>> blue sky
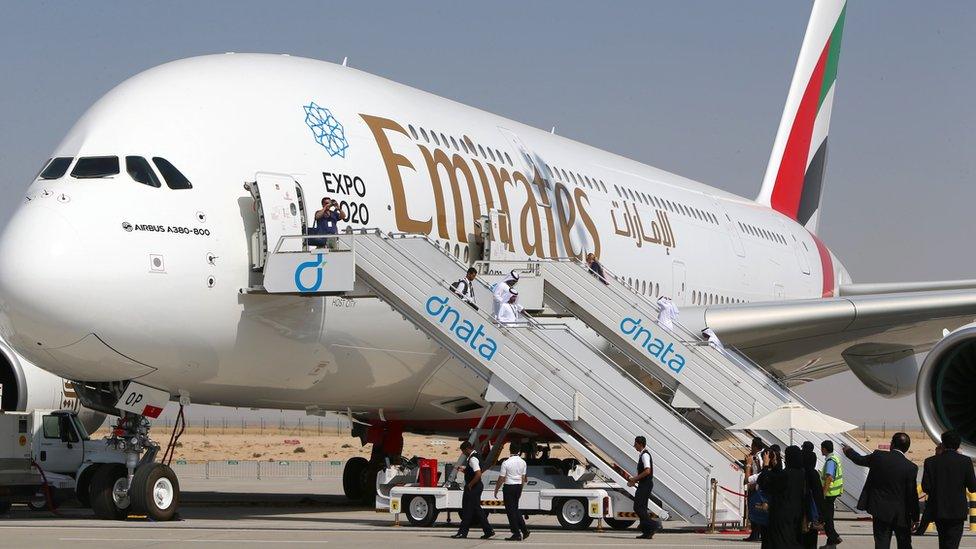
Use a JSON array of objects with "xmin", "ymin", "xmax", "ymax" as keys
[{"xmin": 2, "ymin": 1, "xmax": 973, "ymax": 422}]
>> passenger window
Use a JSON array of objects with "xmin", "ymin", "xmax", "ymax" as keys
[
  {"xmin": 408, "ymin": 125, "xmax": 419, "ymax": 140},
  {"xmin": 487, "ymin": 148, "xmax": 497, "ymax": 162},
  {"xmin": 71, "ymin": 156, "xmax": 120, "ymax": 179},
  {"xmin": 125, "ymin": 156, "xmax": 161, "ymax": 188},
  {"xmin": 420, "ymin": 128, "xmax": 430, "ymax": 142},
  {"xmin": 152, "ymin": 157, "xmax": 192, "ymax": 189},
  {"xmin": 504, "ymin": 152, "xmax": 513, "ymax": 165},
  {"xmin": 42, "ymin": 415, "xmax": 61, "ymax": 439},
  {"xmin": 40, "ymin": 157, "xmax": 73, "ymax": 180},
  {"xmin": 431, "ymin": 132, "xmax": 441, "ymax": 146},
  {"xmin": 450, "ymin": 136, "xmax": 459, "ymax": 150},
  {"xmin": 478, "ymin": 144, "xmax": 487, "ymax": 158}
]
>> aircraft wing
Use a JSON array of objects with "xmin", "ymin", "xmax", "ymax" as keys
[{"xmin": 684, "ymin": 286, "xmax": 976, "ymax": 384}]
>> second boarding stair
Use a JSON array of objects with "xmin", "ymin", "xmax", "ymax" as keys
[
  {"xmin": 253, "ymin": 231, "xmax": 744, "ymax": 525},
  {"xmin": 535, "ymin": 259, "xmax": 869, "ymax": 512}
]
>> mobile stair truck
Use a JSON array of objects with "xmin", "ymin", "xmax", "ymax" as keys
[{"xmin": 0, "ymin": 409, "xmax": 127, "ymax": 514}]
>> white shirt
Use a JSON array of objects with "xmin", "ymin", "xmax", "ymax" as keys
[
  {"xmin": 496, "ymin": 302, "xmax": 524, "ymax": 324},
  {"xmin": 451, "ymin": 277, "xmax": 476, "ymax": 305},
  {"xmin": 702, "ymin": 328, "xmax": 724, "ymax": 350},
  {"xmin": 499, "ymin": 455, "xmax": 527, "ymax": 485},
  {"xmin": 639, "ymin": 451, "xmax": 651, "ymax": 470},
  {"xmin": 657, "ymin": 297, "xmax": 679, "ymax": 330},
  {"xmin": 467, "ymin": 455, "xmax": 481, "ymax": 472}
]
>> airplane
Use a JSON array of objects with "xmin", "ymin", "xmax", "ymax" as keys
[{"xmin": 1, "ymin": 0, "xmax": 974, "ymax": 519}]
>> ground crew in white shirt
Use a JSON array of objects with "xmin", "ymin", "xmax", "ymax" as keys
[
  {"xmin": 450, "ymin": 267, "xmax": 479, "ymax": 310},
  {"xmin": 494, "ymin": 442, "xmax": 529, "ymax": 541}
]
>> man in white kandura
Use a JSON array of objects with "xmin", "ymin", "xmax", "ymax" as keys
[
  {"xmin": 491, "ymin": 270, "xmax": 519, "ymax": 317},
  {"xmin": 496, "ymin": 290, "xmax": 525, "ymax": 325},
  {"xmin": 656, "ymin": 295, "xmax": 679, "ymax": 331}
]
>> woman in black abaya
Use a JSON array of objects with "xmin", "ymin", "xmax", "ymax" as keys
[{"xmin": 758, "ymin": 445, "xmax": 807, "ymax": 549}]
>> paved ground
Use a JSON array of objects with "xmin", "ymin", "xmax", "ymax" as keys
[{"xmin": 0, "ymin": 479, "xmax": 972, "ymax": 548}]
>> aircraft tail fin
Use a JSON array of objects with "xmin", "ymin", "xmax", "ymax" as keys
[{"xmin": 756, "ymin": 0, "xmax": 847, "ymax": 233}]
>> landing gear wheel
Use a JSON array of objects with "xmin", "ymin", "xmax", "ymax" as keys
[
  {"xmin": 404, "ymin": 495, "xmax": 438, "ymax": 527},
  {"xmin": 130, "ymin": 463, "xmax": 180, "ymax": 521},
  {"xmin": 556, "ymin": 497, "xmax": 593, "ymax": 530},
  {"xmin": 342, "ymin": 457, "xmax": 369, "ymax": 501},
  {"xmin": 605, "ymin": 518, "xmax": 635, "ymax": 530},
  {"xmin": 358, "ymin": 461, "xmax": 383, "ymax": 504},
  {"xmin": 89, "ymin": 464, "xmax": 130, "ymax": 520}
]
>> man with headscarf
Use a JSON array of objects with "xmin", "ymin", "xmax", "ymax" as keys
[
  {"xmin": 491, "ymin": 270, "xmax": 519, "ymax": 318},
  {"xmin": 656, "ymin": 295, "xmax": 679, "ymax": 331},
  {"xmin": 496, "ymin": 289, "xmax": 525, "ymax": 325},
  {"xmin": 702, "ymin": 327, "xmax": 724, "ymax": 350},
  {"xmin": 758, "ymin": 445, "xmax": 807, "ymax": 549}
]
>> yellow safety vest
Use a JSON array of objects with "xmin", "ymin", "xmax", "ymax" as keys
[{"xmin": 821, "ymin": 453, "xmax": 844, "ymax": 497}]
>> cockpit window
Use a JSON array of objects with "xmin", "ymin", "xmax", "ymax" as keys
[
  {"xmin": 152, "ymin": 157, "xmax": 192, "ymax": 190},
  {"xmin": 39, "ymin": 157, "xmax": 73, "ymax": 180},
  {"xmin": 126, "ymin": 156, "xmax": 161, "ymax": 188},
  {"xmin": 71, "ymin": 156, "xmax": 120, "ymax": 179}
]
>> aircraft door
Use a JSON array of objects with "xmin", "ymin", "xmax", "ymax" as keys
[
  {"xmin": 672, "ymin": 261, "xmax": 687, "ymax": 305},
  {"xmin": 247, "ymin": 173, "xmax": 307, "ymax": 270},
  {"xmin": 779, "ymin": 220, "xmax": 811, "ymax": 275},
  {"xmin": 497, "ymin": 127, "xmax": 560, "ymax": 258}
]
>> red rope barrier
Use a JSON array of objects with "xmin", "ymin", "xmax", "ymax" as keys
[{"xmin": 718, "ymin": 485, "xmax": 747, "ymax": 498}]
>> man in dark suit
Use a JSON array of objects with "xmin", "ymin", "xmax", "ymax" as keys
[
  {"xmin": 843, "ymin": 432, "xmax": 920, "ymax": 549},
  {"xmin": 921, "ymin": 431, "xmax": 976, "ymax": 549}
]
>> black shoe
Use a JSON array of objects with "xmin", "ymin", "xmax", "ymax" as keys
[
  {"xmin": 522, "ymin": 531, "xmax": 530, "ymax": 540},
  {"xmin": 637, "ymin": 532, "xmax": 655, "ymax": 539},
  {"xmin": 480, "ymin": 532, "xmax": 495, "ymax": 539},
  {"xmin": 505, "ymin": 535, "xmax": 522, "ymax": 541},
  {"xmin": 450, "ymin": 533, "xmax": 466, "ymax": 539}
]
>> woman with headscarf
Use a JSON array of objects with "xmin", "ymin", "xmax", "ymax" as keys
[
  {"xmin": 801, "ymin": 447, "xmax": 825, "ymax": 549},
  {"xmin": 758, "ymin": 445, "xmax": 807, "ymax": 549}
]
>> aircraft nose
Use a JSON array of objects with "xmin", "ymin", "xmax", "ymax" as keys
[{"xmin": 0, "ymin": 204, "xmax": 90, "ymax": 349}]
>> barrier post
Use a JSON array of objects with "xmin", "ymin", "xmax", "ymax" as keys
[{"xmin": 708, "ymin": 478, "xmax": 718, "ymax": 534}]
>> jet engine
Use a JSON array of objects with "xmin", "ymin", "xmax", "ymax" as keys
[
  {"xmin": 0, "ymin": 339, "xmax": 106, "ymax": 433},
  {"xmin": 917, "ymin": 322, "xmax": 976, "ymax": 456}
]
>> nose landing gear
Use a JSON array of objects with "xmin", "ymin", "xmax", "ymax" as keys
[{"xmin": 89, "ymin": 412, "xmax": 181, "ymax": 521}]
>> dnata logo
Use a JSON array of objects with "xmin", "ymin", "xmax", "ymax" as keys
[
  {"xmin": 304, "ymin": 102, "xmax": 349, "ymax": 158},
  {"xmin": 425, "ymin": 295, "xmax": 498, "ymax": 361},
  {"xmin": 295, "ymin": 254, "xmax": 326, "ymax": 292},
  {"xmin": 619, "ymin": 317, "xmax": 686, "ymax": 374}
]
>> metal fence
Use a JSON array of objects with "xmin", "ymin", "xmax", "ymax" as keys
[{"xmin": 172, "ymin": 460, "xmax": 345, "ymax": 480}]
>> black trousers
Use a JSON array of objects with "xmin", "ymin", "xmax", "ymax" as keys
[
  {"xmin": 823, "ymin": 495, "xmax": 840, "ymax": 542},
  {"xmin": 634, "ymin": 480, "xmax": 660, "ymax": 536},
  {"xmin": 915, "ymin": 501, "xmax": 934, "ymax": 535},
  {"xmin": 934, "ymin": 520, "xmax": 964, "ymax": 549},
  {"xmin": 457, "ymin": 482, "xmax": 493, "ymax": 536},
  {"xmin": 502, "ymin": 484, "xmax": 528, "ymax": 538},
  {"xmin": 872, "ymin": 519, "xmax": 912, "ymax": 549}
]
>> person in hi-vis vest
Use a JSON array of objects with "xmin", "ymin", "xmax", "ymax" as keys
[{"xmin": 820, "ymin": 440, "xmax": 844, "ymax": 546}]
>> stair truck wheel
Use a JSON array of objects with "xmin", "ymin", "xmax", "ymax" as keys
[
  {"xmin": 404, "ymin": 494, "xmax": 439, "ymax": 527},
  {"xmin": 130, "ymin": 463, "xmax": 180, "ymax": 521},
  {"xmin": 89, "ymin": 464, "xmax": 130, "ymax": 520},
  {"xmin": 556, "ymin": 497, "xmax": 593, "ymax": 530},
  {"xmin": 342, "ymin": 457, "xmax": 369, "ymax": 501},
  {"xmin": 605, "ymin": 518, "xmax": 636, "ymax": 530}
]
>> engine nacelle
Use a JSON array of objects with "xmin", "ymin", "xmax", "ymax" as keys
[
  {"xmin": 842, "ymin": 343, "xmax": 921, "ymax": 399},
  {"xmin": 0, "ymin": 338, "xmax": 105, "ymax": 434},
  {"xmin": 917, "ymin": 322, "xmax": 976, "ymax": 457}
]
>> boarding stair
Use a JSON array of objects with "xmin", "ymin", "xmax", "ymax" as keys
[
  {"xmin": 249, "ymin": 231, "xmax": 744, "ymax": 525},
  {"xmin": 526, "ymin": 258, "xmax": 869, "ymax": 511}
]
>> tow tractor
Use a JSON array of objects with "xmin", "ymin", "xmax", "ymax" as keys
[{"xmin": 378, "ymin": 458, "xmax": 657, "ymax": 531}]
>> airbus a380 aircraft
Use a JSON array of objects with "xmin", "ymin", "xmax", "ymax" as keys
[{"xmin": 1, "ymin": 0, "xmax": 975, "ymax": 514}]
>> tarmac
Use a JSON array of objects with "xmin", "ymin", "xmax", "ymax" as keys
[{"xmin": 0, "ymin": 478, "xmax": 971, "ymax": 548}]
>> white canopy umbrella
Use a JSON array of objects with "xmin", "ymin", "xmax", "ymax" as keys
[{"xmin": 729, "ymin": 402, "xmax": 858, "ymax": 444}]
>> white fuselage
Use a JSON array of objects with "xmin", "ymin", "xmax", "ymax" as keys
[{"xmin": 0, "ymin": 54, "xmax": 849, "ymax": 427}]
